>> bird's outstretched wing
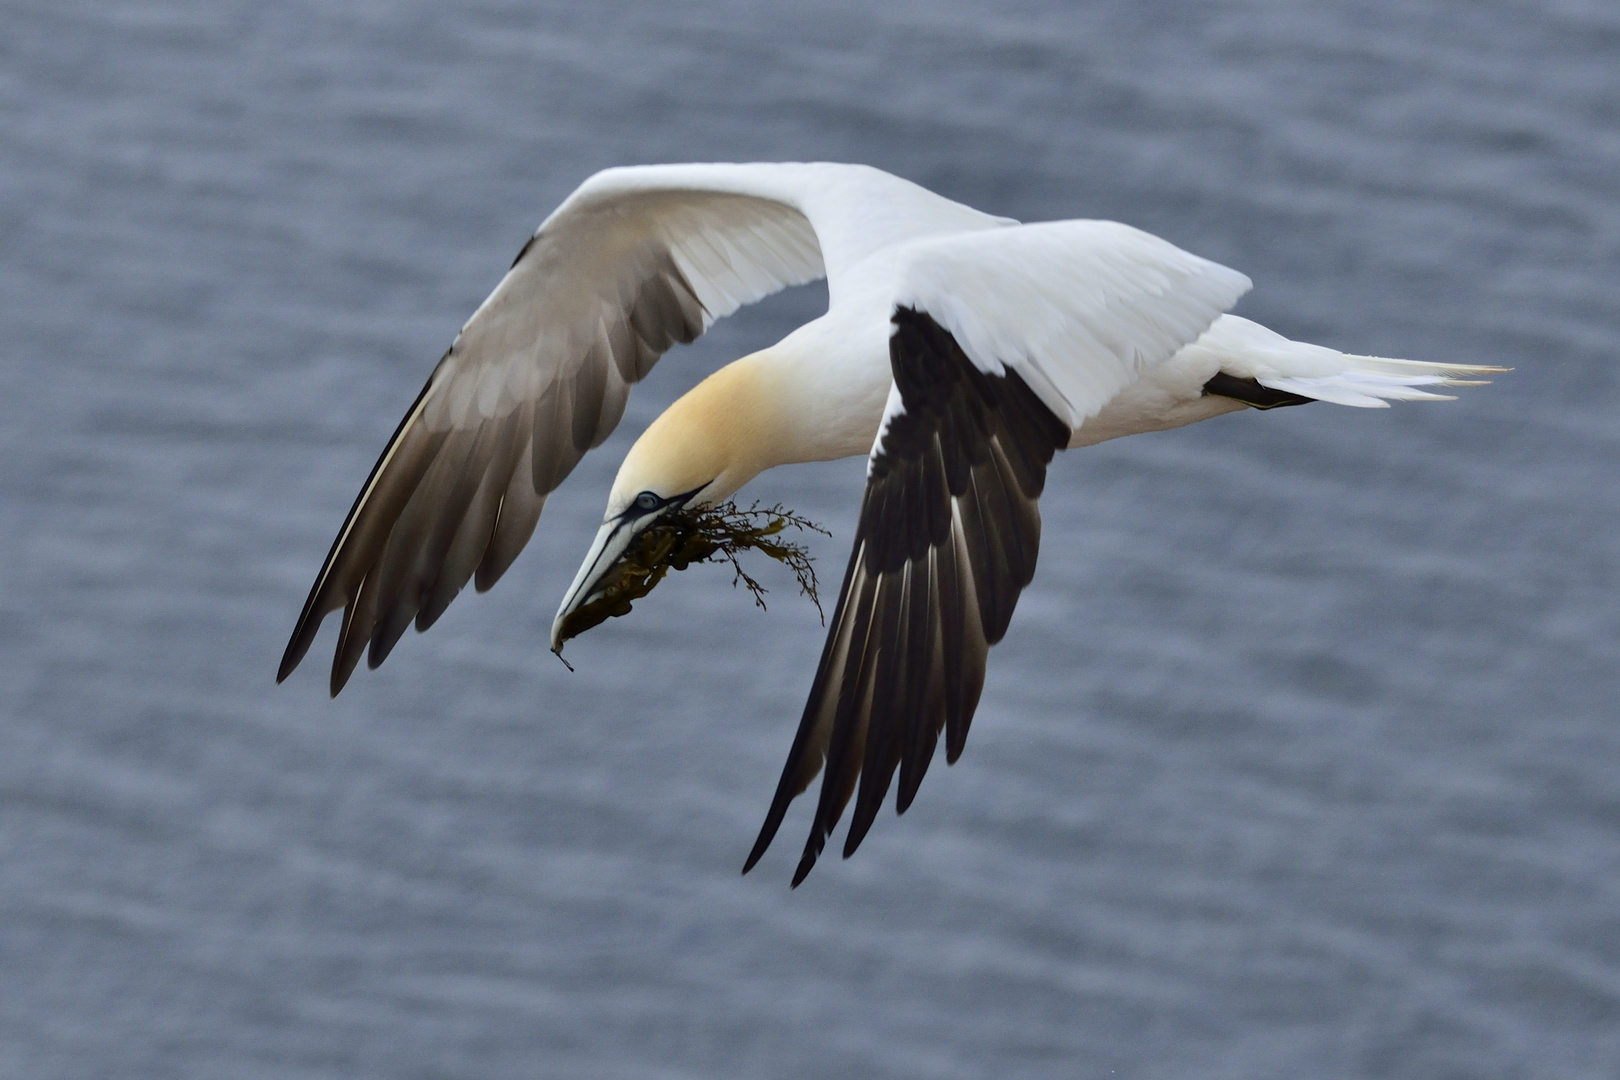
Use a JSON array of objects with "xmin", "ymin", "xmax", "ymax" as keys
[
  {"xmin": 744, "ymin": 221, "xmax": 1252, "ymax": 884},
  {"xmin": 279, "ymin": 163, "xmax": 1008, "ymax": 694}
]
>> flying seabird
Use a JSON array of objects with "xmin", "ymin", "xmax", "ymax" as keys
[{"xmin": 277, "ymin": 162, "xmax": 1498, "ymax": 885}]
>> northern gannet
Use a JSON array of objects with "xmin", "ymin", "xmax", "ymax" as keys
[{"xmin": 277, "ymin": 163, "xmax": 1498, "ymax": 885}]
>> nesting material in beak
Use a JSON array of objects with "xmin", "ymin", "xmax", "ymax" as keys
[{"xmin": 551, "ymin": 502, "xmax": 829, "ymax": 656}]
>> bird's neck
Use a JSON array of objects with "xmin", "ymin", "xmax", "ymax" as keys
[{"xmin": 615, "ymin": 351, "xmax": 792, "ymax": 508}]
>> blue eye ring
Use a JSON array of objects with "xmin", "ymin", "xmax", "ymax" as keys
[{"xmin": 633, "ymin": 491, "xmax": 661, "ymax": 513}]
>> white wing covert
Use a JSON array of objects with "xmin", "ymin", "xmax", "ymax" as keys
[{"xmin": 892, "ymin": 220, "xmax": 1253, "ymax": 430}]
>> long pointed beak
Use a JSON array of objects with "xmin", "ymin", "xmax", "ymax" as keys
[{"xmin": 549, "ymin": 511, "xmax": 660, "ymax": 652}]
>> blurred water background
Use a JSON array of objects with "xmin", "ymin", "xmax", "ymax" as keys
[{"xmin": 3, "ymin": 1, "xmax": 1619, "ymax": 1076}]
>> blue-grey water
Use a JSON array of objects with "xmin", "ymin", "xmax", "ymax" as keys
[{"xmin": 4, "ymin": 1, "xmax": 1619, "ymax": 1076}]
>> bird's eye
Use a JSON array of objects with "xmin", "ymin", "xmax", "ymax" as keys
[{"xmin": 633, "ymin": 491, "xmax": 661, "ymax": 513}]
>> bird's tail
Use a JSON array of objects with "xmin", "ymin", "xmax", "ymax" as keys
[{"xmin": 1191, "ymin": 315, "xmax": 1505, "ymax": 408}]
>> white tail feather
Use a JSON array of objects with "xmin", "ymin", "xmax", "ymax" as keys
[{"xmin": 1192, "ymin": 315, "xmax": 1504, "ymax": 408}]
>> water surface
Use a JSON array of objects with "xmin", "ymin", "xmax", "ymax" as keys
[{"xmin": 3, "ymin": 1, "xmax": 1619, "ymax": 1076}]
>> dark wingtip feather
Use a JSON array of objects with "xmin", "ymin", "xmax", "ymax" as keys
[
  {"xmin": 277, "ymin": 628, "xmax": 313, "ymax": 684},
  {"xmin": 366, "ymin": 614, "xmax": 410, "ymax": 671},
  {"xmin": 329, "ymin": 659, "xmax": 359, "ymax": 699},
  {"xmin": 895, "ymin": 750, "xmax": 933, "ymax": 813},
  {"xmin": 329, "ymin": 596, "xmax": 370, "ymax": 697},
  {"xmin": 278, "ymin": 562, "xmax": 344, "ymax": 685},
  {"xmin": 1202, "ymin": 372, "xmax": 1315, "ymax": 410},
  {"xmin": 742, "ymin": 827, "xmax": 776, "ymax": 876},
  {"xmin": 743, "ymin": 766, "xmax": 803, "ymax": 876},
  {"xmin": 842, "ymin": 814, "xmax": 875, "ymax": 859}
]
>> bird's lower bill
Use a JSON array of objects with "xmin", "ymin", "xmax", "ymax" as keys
[
  {"xmin": 549, "ymin": 502, "xmax": 828, "ymax": 655},
  {"xmin": 551, "ymin": 515, "xmax": 724, "ymax": 650}
]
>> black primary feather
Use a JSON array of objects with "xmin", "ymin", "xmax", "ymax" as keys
[{"xmin": 744, "ymin": 306, "xmax": 1069, "ymax": 885}]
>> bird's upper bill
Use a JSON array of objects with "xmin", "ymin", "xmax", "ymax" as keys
[{"xmin": 549, "ymin": 501, "xmax": 828, "ymax": 655}]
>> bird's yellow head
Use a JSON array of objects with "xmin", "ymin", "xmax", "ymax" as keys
[{"xmin": 550, "ymin": 354, "xmax": 810, "ymax": 654}]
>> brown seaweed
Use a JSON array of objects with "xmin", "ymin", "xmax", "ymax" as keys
[{"xmin": 552, "ymin": 501, "xmax": 830, "ymax": 655}]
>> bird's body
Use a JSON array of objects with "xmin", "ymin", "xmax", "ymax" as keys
[{"xmin": 279, "ymin": 163, "xmax": 1499, "ymax": 884}]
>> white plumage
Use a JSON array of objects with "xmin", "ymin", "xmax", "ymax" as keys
[{"xmin": 279, "ymin": 162, "xmax": 1499, "ymax": 883}]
